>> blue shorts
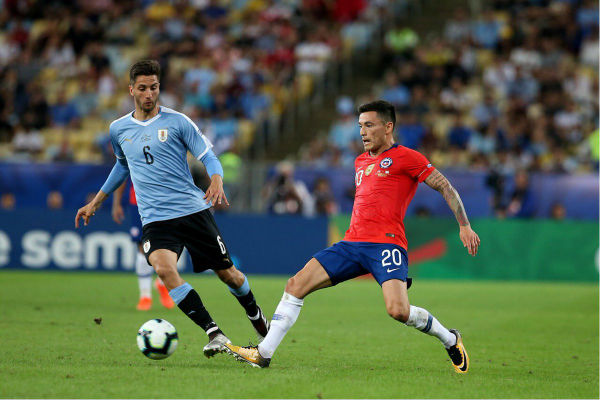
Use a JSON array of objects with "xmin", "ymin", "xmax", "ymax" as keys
[
  {"xmin": 129, "ymin": 204, "xmax": 143, "ymax": 243},
  {"xmin": 313, "ymin": 241, "xmax": 409, "ymax": 286}
]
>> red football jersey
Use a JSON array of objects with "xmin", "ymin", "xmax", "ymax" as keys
[{"xmin": 344, "ymin": 144, "xmax": 434, "ymax": 250}]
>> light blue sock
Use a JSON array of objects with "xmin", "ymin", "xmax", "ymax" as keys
[
  {"xmin": 169, "ymin": 282, "xmax": 192, "ymax": 305},
  {"xmin": 229, "ymin": 274, "xmax": 250, "ymax": 297}
]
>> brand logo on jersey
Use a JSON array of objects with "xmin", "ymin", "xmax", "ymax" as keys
[
  {"xmin": 158, "ymin": 129, "xmax": 168, "ymax": 142},
  {"xmin": 142, "ymin": 134, "xmax": 151, "ymax": 142},
  {"xmin": 143, "ymin": 240, "xmax": 151, "ymax": 253},
  {"xmin": 380, "ymin": 157, "xmax": 393, "ymax": 169},
  {"xmin": 122, "ymin": 138, "xmax": 132, "ymax": 144},
  {"xmin": 365, "ymin": 164, "xmax": 375, "ymax": 176}
]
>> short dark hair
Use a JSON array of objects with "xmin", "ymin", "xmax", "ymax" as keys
[
  {"xmin": 357, "ymin": 100, "xmax": 396, "ymax": 129},
  {"xmin": 129, "ymin": 60, "xmax": 161, "ymax": 85}
]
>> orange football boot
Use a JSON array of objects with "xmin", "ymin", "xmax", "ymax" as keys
[{"xmin": 136, "ymin": 296, "xmax": 152, "ymax": 311}]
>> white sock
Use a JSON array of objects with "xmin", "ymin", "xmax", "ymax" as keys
[
  {"xmin": 135, "ymin": 252, "xmax": 153, "ymax": 298},
  {"xmin": 258, "ymin": 292, "xmax": 304, "ymax": 359},
  {"xmin": 405, "ymin": 305, "xmax": 456, "ymax": 348}
]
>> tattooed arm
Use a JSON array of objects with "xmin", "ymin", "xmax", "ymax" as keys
[
  {"xmin": 424, "ymin": 169, "xmax": 480, "ymax": 256},
  {"xmin": 424, "ymin": 169, "xmax": 469, "ymax": 226}
]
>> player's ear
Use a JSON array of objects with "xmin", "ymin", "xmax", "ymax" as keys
[{"xmin": 129, "ymin": 85, "xmax": 134, "ymax": 96}]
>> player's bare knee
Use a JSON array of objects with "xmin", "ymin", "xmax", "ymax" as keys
[
  {"xmin": 154, "ymin": 263, "xmax": 174, "ymax": 280},
  {"xmin": 284, "ymin": 276, "xmax": 296, "ymax": 292},
  {"xmin": 153, "ymin": 264, "xmax": 167, "ymax": 279},
  {"xmin": 285, "ymin": 276, "xmax": 305, "ymax": 298},
  {"xmin": 387, "ymin": 304, "xmax": 410, "ymax": 322}
]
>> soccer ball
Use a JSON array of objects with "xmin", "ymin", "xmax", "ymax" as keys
[{"xmin": 137, "ymin": 319, "xmax": 178, "ymax": 360}]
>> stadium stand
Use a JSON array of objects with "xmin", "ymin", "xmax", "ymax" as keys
[
  {"xmin": 0, "ymin": 0, "xmax": 596, "ymax": 217},
  {"xmin": 299, "ymin": 0, "xmax": 598, "ymax": 175}
]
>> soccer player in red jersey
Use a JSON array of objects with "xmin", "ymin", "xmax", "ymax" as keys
[{"xmin": 225, "ymin": 100, "xmax": 480, "ymax": 372}]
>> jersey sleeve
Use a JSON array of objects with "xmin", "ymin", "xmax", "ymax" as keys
[
  {"xmin": 403, "ymin": 148, "xmax": 434, "ymax": 183},
  {"xmin": 109, "ymin": 122, "xmax": 125, "ymax": 160},
  {"xmin": 179, "ymin": 115, "xmax": 213, "ymax": 159}
]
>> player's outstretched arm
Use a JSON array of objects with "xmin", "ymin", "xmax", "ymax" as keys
[
  {"xmin": 75, "ymin": 191, "xmax": 109, "ymax": 228},
  {"xmin": 76, "ymin": 158, "xmax": 129, "ymax": 228},
  {"xmin": 424, "ymin": 169, "xmax": 480, "ymax": 256}
]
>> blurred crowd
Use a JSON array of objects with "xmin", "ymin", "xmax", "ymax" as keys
[
  {"xmin": 0, "ymin": 0, "xmax": 385, "ymax": 162},
  {"xmin": 0, "ymin": 0, "xmax": 597, "ymax": 219},
  {"xmin": 300, "ymin": 0, "xmax": 599, "ymax": 176}
]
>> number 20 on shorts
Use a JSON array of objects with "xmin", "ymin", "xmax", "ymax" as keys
[{"xmin": 381, "ymin": 248, "xmax": 402, "ymax": 267}]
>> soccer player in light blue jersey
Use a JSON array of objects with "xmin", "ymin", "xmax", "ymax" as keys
[{"xmin": 75, "ymin": 60, "xmax": 269, "ymax": 357}]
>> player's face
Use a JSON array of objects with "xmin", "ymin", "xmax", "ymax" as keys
[
  {"xmin": 130, "ymin": 75, "xmax": 160, "ymax": 113},
  {"xmin": 358, "ymin": 111, "xmax": 393, "ymax": 154}
]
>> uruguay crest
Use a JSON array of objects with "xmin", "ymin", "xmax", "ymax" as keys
[
  {"xmin": 380, "ymin": 157, "xmax": 393, "ymax": 169},
  {"xmin": 158, "ymin": 129, "xmax": 168, "ymax": 142}
]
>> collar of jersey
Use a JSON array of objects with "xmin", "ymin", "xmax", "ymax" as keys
[
  {"xmin": 368, "ymin": 143, "xmax": 398, "ymax": 158},
  {"xmin": 129, "ymin": 107, "xmax": 162, "ymax": 126}
]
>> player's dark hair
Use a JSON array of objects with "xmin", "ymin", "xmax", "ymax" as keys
[
  {"xmin": 358, "ymin": 100, "xmax": 396, "ymax": 129},
  {"xmin": 129, "ymin": 60, "xmax": 161, "ymax": 85}
]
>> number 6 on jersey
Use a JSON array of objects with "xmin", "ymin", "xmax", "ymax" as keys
[{"xmin": 143, "ymin": 146, "xmax": 154, "ymax": 164}]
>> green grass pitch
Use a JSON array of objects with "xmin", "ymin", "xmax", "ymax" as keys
[{"xmin": 1, "ymin": 270, "xmax": 597, "ymax": 398}]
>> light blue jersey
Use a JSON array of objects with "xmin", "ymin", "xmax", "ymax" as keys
[{"xmin": 108, "ymin": 106, "xmax": 213, "ymax": 225}]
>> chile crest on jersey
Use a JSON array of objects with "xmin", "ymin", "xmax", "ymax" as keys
[{"xmin": 380, "ymin": 157, "xmax": 392, "ymax": 168}]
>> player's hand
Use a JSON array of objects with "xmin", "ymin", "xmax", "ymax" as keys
[
  {"xmin": 459, "ymin": 225, "xmax": 480, "ymax": 256},
  {"xmin": 204, "ymin": 175, "xmax": 229, "ymax": 207},
  {"xmin": 112, "ymin": 204, "xmax": 125, "ymax": 224},
  {"xmin": 75, "ymin": 202, "xmax": 99, "ymax": 228}
]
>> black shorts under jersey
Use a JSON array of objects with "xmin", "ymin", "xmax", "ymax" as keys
[{"xmin": 141, "ymin": 209, "xmax": 233, "ymax": 272}]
